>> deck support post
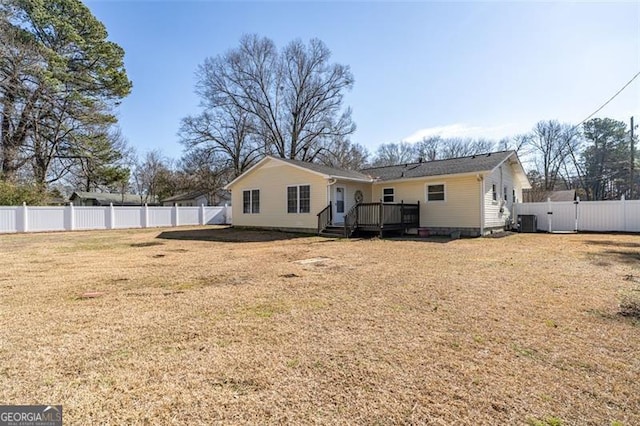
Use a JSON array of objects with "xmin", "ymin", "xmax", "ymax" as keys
[
  {"xmin": 379, "ymin": 200, "xmax": 384, "ymax": 238},
  {"xmin": 400, "ymin": 201, "xmax": 405, "ymax": 235}
]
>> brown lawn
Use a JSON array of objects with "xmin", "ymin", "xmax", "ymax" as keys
[{"xmin": 0, "ymin": 226, "xmax": 639, "ymax": 425}]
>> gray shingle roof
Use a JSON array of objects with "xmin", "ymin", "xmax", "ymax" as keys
[
  {"xmin": 71, "ymin": 192, "xmax": 155, "ymax": 206},
  {"xmin": 548, "ymin": 190, "xmax": 576, "ymax": 202},
  {"xmin": 162, "ymin": 191, "xmax": 207, "ymax": 203},
  {"xmin": 274, "ymin": 157, "xmax": 373, "ymax": 181},
  {"xmin": 361, "ymin": 151, "xmax": 515, "ymax": 181}
]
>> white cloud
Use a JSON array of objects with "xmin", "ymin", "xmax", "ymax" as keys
[{"xmin": 403, "ymin": 123, "xmax": 528, "ymax": 143}]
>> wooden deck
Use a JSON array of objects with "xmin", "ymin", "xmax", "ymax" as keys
[{"xmin": 318, "ymin": 202, "xmax": 420, "ymax": 237}]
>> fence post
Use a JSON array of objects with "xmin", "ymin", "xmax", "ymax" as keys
[
  {"xmin": 108, "ymin": 203, "xmax": 115, "ymax": 229},
  {"xmin": 574, "ymin": 196, "xmax": 580, "ymax": 232},
  {"xmin": 66, "ymin": 202, "xmax": 75, "ymax": 231},
  {"xmin": 200, "ymin": 204, "xmax": 206, "ymax": 225},
  {"xmin": 20, "ymin": 202, "xmax": 28, "ymax": 233},
  {"xmin": 621, "ymin": 195, "xmax": 627, "ymax": 232},
  {"xmin": 547, "ymin": 197, "xmax": 552, "ymax": 233},
  {"xmin": 143, "ymin": 203, "xmax": 149, "ymax": 228},
  {"xmin": 379, "ymin": 199, "xmax": 384, "ymax": 237},
  {"xmin": 225, "ymin": 203, "xmax": 232, "ymax": 225},
  {"xmin": 173, "ymin": 203, "xmax": 179, "ymax": 227}
]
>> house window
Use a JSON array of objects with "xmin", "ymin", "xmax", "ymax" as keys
[
  {"xmin": 426, "ymin": 184, "xmax": 445, "ymax": 202},
  {"xmin": 287, "ymin": 185, "xmax": 310, "ymax": 213},
  {"xmin": 243, "ymin": 189, "xmax": 260, "ymax": 214},
  {"xmin": 492, "ymin": 184, "xmax": 497, "ymax": 201},
  {"xmin": 382, "ymin": 188, "xmax": 395, "ymax": 203},
  {"xmin": 512, "ymin": 189, "xmax": 516, "ymax": 203},
  {"xmin": 504, "ymin": 186, "xmax": 508, "ymax": 201},
  {"xmin": 299, "ymin": 185, "xmax": 310, "ymax": 213}
]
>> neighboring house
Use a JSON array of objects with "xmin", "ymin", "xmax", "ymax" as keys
[
  {"xmin": 69, "ymin": 192, "xmax": 155, "ymax": 206},
  {"xmin": 548, "ymin": 190, "xmax": 577, "ymax": 202},
  {"xmin": 162, "ymin": 191, "xmax": 209, "ymax": 207},
  {"xmin": 523, "ymin": 189, "xmax": 577, "ymax": 203},
  {"xmin": 224, "ymin": 151, "xmax": 531, "ymax": 237},
  {"xmin": 161, "ymin": 191, "xmax": 231, "ymax": 207}
]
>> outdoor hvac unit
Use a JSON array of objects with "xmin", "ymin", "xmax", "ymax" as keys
[{"xmin": 518, "ymin": 215, "xmax": 537, "ymax": 233}]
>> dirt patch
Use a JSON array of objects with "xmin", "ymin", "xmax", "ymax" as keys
[{"xmin": 293, "ymin": 256, "xmax": 331, "ymax": 264}]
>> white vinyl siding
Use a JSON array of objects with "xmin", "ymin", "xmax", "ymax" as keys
[
  {"xmin": 484, "ymin": 162, "xmax": 523, "ymax": 229},
  {"xmin": 372, "ymin": 175, "xmax": 480, "ymax": 228},
  {"xmin": 229, "ymin": 160, "xmax": 327, "ymax": 230},
  {"xmin": 332, "ymin": 181, "xmax": 373, "ymax": 211}
]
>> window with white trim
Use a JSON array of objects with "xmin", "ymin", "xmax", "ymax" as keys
[
  {"xmin": 382, "ymin": 188, "xmax": 395, "ymax": 203},
  {"xmin": 287, "ymin": 185, "xmax": 310, "ymax": 213},
  {"xmin": 492, "ymin": 184, "xmax": 497, "ymax": 201},
  {"xmin": 426, "ymin": 184, "xmax": 445, "ymax": 202},
  {"xmin": 243, "ymin": 189, "xmax": 260, "ymax": 214},
  {"xmin": 512, "ymin": 189, "xmax": 516, "ymax": 203},
  {"xmin": 504, "ymin": 186, "xmax": 508, "ymax": 201}
]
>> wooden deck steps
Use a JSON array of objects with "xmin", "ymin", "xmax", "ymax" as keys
[{"xmin": 319, "ymin": 225, "xmax": 347, "ymax": 238}]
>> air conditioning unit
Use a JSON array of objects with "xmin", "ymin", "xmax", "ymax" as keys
[{"xmin": 518, "ymin": 215, "xmax": 537, "ymax": 233}]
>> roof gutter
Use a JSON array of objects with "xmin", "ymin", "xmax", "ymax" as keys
[
  {"xmin": 371, "ymin": 170, "xmax": 491, "ymax": 185},
  {"xmin": 329, "ymin": 175, "xmax": 374, "ymax": 183}
]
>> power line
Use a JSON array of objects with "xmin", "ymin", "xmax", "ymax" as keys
[{"xmin": 574, "ymin": 70, "xmax": 640, "ymax": 129}]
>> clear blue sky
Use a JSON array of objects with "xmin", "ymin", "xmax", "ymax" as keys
[{"xmin": 85, "ymin": 0, "xmax": 640, "ymax": 160}]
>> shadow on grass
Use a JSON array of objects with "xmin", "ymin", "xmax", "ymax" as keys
[
  {"xmin": 588, "ymin": 250, "xmax": 640, "ymax": 267},
  {"xmin": 599, "ymin": 250, "xmax": 640, "ymax": 265},
  {"xmin": 385, "ymin": 236, "xmax": 454, "ymax": 244},
  {"xmin": 156, "ymin": 227, "xmax": 310, "ymax": 243},
  {"xmin": 584, "ymin": 240, "xmax": 640, "ymax": 249}
]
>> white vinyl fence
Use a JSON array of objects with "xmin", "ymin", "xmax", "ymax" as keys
[
  {"xmin": 514, "ymin": 197, "xmax": 640, "ymax": 233},
  {"xmin": 0, "ymin": 203, "xmax": 231, "ymax": 234}
]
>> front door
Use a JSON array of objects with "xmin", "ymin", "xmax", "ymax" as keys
[{"xmin": 333, "ymin": 186, "xmax": 346, "ymax": 223}]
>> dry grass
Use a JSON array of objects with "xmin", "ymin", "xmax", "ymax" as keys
[{"xmin": 1, "ymin": 226, "xmax": 639, "ymax": 425}]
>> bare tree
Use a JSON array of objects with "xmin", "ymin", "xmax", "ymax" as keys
[
  {"xmin": 191, "ymin": 35, "xmax": 355, "ymax": 163},
  {"xmin": 439, "ymin": 137, "xmax": 495, "ymax": 159},
  {"xmin": 132, "ymin": 150, "xmax": 173, "ymax": 203},
  {"xmin": 415, "ymin": 136, "xmax": 441, "ymax": 161},
  {"xmin": 523, "ymin": 120, "xmax": 579, "ymax": 191},
  {"xmin": 371, "ymin": 142, "xmax": 416, "ymax": 166},
  {"xmin": 180, "ymin": 148, "xmax": 232, "ymax": 205},
  {"xmin": 179, "ymin": 104, "xmax": 261, "ymax": 178},
  {"xmin": 316, "ymin": 139, "xmax": 369, "ymax": 170},
  {"xmin": 373, "ymin": 137, "xmax": 498, "ymax": 167}
]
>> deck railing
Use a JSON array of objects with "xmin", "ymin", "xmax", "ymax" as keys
[
  {"xmin": 316, "ymin": 202, "xmax": 332, "ymax": 235},
  {"xmin": 343, "ymin": 201, "xmax": 419, "ymax": 237}
]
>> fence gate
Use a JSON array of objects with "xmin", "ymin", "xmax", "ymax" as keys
[{"xmin": 514, "ymin": 198, "xmax": 640, "ymax": 233}]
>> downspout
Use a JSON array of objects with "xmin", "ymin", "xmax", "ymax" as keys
[{"xmin": 478, "ymin": 174, "xmax": 485, "ymax": 236}]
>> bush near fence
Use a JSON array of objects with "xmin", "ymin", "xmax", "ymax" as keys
[{"xmin": 0, "ymin": 203, "xmax": 231, "ymax": 234}]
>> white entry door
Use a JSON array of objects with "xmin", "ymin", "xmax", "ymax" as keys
[{"xmin": 333, "ymin": 186, "xmax": 346, "ymax": 223}]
